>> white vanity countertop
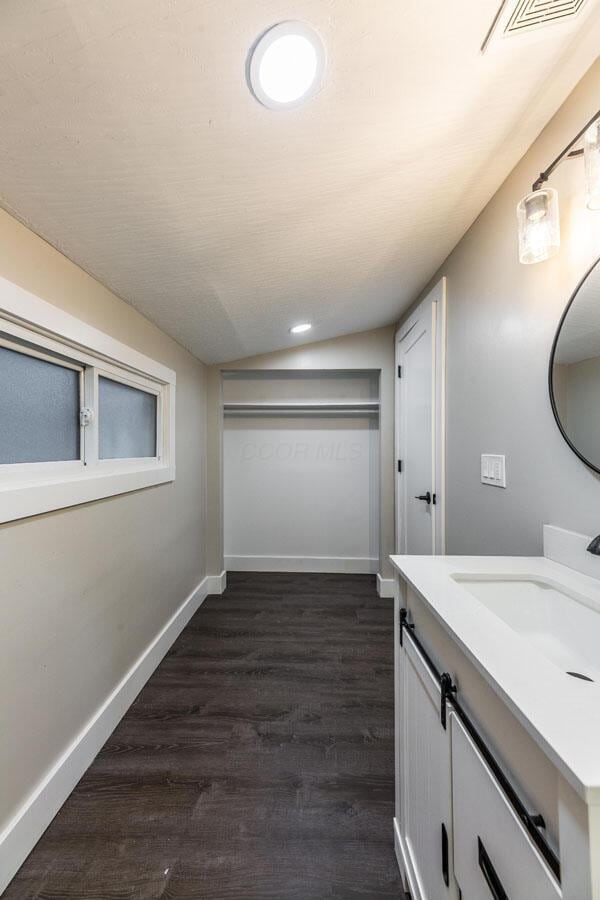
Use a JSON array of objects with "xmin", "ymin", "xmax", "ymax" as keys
[{"xmin": 390, "ymin": 552, "xmax": 600, "ymax": 805}]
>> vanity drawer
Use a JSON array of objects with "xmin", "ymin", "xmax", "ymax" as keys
[{"xmin": 451, "ymin": 713, "xmax": 561, "ymax": 900}]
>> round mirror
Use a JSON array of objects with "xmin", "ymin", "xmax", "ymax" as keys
[{"xmin": 550, "ymin": 256, "xmax": 600, "ymax": 474}]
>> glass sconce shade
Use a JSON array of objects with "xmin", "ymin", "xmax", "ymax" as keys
[
  {"xmin": 584, "ymin": 120, "xmax": 600, "ymax": 211},
  {"xmin": 517, "ymin": 188, "xmax": 560, "ymax": 265}
]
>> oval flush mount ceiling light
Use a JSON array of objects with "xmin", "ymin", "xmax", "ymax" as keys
[
  {"xmin": 290, "ymin": 323, "xmax": 312, "ymax": 334},
  {"xmin": 249, "ymin": 22, "xmax": 325, "ymax": 109}
]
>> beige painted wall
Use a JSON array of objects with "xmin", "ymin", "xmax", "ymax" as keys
[
  {"xmin": 0, "ymin": 210, "xmax": 208, "ymax": 837},
  {"xmin": 399, "ymin": 58, "xmax": 600, "ymax": 555},
  {"xmin": 207, "ymin": 326, "xmax": 395, "ymax": 580}
]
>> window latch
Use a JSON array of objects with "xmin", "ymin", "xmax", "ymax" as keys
[{"xmin": 80, "ymin": 407, "xmax": 94, "ymax": 427}]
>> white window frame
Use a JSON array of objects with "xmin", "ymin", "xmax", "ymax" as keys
[{"xmin": 0, "ymin": 274, "xmax": 176, "ymax": 524}]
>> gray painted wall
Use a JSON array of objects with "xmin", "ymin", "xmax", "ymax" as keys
[{"xmin": 400, "ymin": 59, "xmax": 600, "ymax": 555}]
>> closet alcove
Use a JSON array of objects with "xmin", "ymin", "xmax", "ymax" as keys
[{"xmin": 222, "ymin": 369, "xmax": 380, "ymax": 573}]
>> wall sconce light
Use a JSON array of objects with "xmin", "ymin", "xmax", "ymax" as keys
[
  {"xmin": 584, "ymin": 120, "xmax": 600, "ymax": 211},
  {"xmin": 517, "ymin": 109, "xmax": 600, "ymax": 264},
  {"xmin": 517, "ymin": 189, "xmax": 560, "ymax": 265}
]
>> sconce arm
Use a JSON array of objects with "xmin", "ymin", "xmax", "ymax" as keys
[{"xmin": 531, "ymin": 109, "xmax": 600, "ymax": 193}]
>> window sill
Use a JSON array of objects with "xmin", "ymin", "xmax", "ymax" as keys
[{"xmin": 0, "ymin": 463, "xmax": 176, "ymax": 524}]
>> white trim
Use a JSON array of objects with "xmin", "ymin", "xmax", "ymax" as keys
[
  {"xmin": 0, "ymin": 275, "xmax": 175, "ymax": 384},
  {"xmin": 0, "ymin": 573, "xmax": 219, "ymax": 895},
  {"xmin": 395, "ymin": 277, "xmax": 446, "ymax": 555},
  {"xmin": 436, "ymin": 277, "xmax": 447, "ymax": 554},
  {"xmin": 1, "ymin": 464, "xmax": 176, "ymax": 523},
  {"xmin": 0, "ymin": 334, "xmax": 83, "ymax": 371},
  {"xmin": 0, "ymin": 276, "xmax": 177, "ymax": 523},
  {"xmin": 376, "ymin": 574, "xmax": 395, "ymax": 598},
  {"xmin": 225, "ymin": 555, "xmax": 378, "ymax": 574},
  {"xmin": 206, "ymin": 570, "xmax": 227, "ymax": 594}
]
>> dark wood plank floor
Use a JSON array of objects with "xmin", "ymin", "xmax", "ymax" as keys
[{"xmin": 5, "ymin": 572, "xmax": 402, "ymax": 899}]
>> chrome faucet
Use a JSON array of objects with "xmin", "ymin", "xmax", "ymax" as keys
[{"xmin": 587, "ymin": 535, "xmax": 600, "ymax": 555}]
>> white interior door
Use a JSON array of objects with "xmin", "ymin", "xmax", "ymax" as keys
[{"xmin": 396, "ymin": 279, "xmax": 445, "ymax": 555}]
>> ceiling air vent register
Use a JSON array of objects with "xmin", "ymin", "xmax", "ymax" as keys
[
  {"xmin": 505, "ymin": 0, "xmax": 587, "ymax": 34},
  {"xmin": 482, "ymin": 0, "xmax": 587, "ymax": 50}
]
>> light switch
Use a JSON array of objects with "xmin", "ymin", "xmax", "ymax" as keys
[{"xmin": 481, "ymin": 454, "xmax": 506, "ymax": 488}]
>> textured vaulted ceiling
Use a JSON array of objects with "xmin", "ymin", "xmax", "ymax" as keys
[{"xmin": 0, "ymin": 1, "xmax": 599, "ymax": 363}]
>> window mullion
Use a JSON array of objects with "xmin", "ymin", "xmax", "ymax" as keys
[{"xmin": 83, "ymin": 366, "xmax": 99, "ymax": 467}]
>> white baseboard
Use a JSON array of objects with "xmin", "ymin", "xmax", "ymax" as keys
[
  {"xmin": 205, "ymin": 569, "xmax": 227, "ymax": 594},
  {"xmin": 0, "ymin": 572, "xmax": 219, "ymax": 895},
  {"xmin": 224, "ymin": 555, "xmax": 378, "ymax": 574},
  {"xmin": 376, "ymin": 574, "xmax": 395, "ymax": 598}
]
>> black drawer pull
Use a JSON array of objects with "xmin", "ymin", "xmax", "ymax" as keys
[
  {"xmin": 441, "ymin": 822, "xmax": 449, "ymax": 886},
  {"xmin": 478, "ymin": 837, "xmax": 508, "ymax": 900}
]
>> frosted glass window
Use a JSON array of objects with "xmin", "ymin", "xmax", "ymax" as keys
[
  {"xmin": 99, "ymin": 376, "xmax": 157, "ymax": 459},
  {"xmin": 0, "ymin": 345, "xmax": 80, "ymax": 464}
]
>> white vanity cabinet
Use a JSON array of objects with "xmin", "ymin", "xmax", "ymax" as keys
[
  {"xmin": 391, "ymin": 540, "xmax": 600, "ymax": 900},
  {"xmin": 394, "ymin": 615, "xmax": 561, "ymax": 900},
  {"xmin": 395, "ymin": 630, "xmax": 459, "ymax": 900}
]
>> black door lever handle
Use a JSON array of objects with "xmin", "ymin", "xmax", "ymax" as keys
[{"xmin": 415, "ymin": 491, "xmax": 432, "ymax": 505}]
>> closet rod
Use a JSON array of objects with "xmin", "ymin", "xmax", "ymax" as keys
[
  {"xmin": 223, "ymin": 408, "xmax": 379, "ymax": 418},
  {"xmin": 223, "ymin": 401, "xmax": 379, "ymax": 416}
]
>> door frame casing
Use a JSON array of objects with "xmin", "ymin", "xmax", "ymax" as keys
[{"xmin": 395, "ymin": 277, "xmax": 446, "ymax": 555}]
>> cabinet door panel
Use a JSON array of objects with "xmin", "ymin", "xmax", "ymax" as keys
[
  {"xmin": 451, "ymin": 713, "xmax": 561, "ymax": 900},
  {"xmin": 398, "ymin": 638, "xmax": 456, "ymax": 900}
]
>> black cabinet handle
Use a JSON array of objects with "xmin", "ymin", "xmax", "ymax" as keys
[
  {"xmin": 441, "ymin": 823, "xmax": 449, "ymax": 887},
  {"xmin": 478, "ymin": 837, "xmax": 508, "ymax": 900},
  {"xmin": 415, "ymin": 491, "xmax": 432, "ymax": 505}
]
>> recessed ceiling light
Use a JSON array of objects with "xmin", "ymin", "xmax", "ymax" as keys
[
  {"xmin": 290, "ymin": 323, "xmax": 312, "ymax": 334},
  {"xmin": 249, "ymin": 22, "xmax": 325, "ymax": 109}
]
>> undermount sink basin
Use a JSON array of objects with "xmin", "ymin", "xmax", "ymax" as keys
[{"xmin": 451, "ymin": 573, "xmax": 600, "ymax": 683}]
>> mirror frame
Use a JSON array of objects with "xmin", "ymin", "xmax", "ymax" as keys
[{"xmin": 548, "ymin": 254, "xmax": 600, "ymax": 476}]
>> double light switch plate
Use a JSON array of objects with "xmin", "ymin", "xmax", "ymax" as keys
[{"xmin": 481, "ymin": 454, "xmax": 506, "ymax": 488}]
